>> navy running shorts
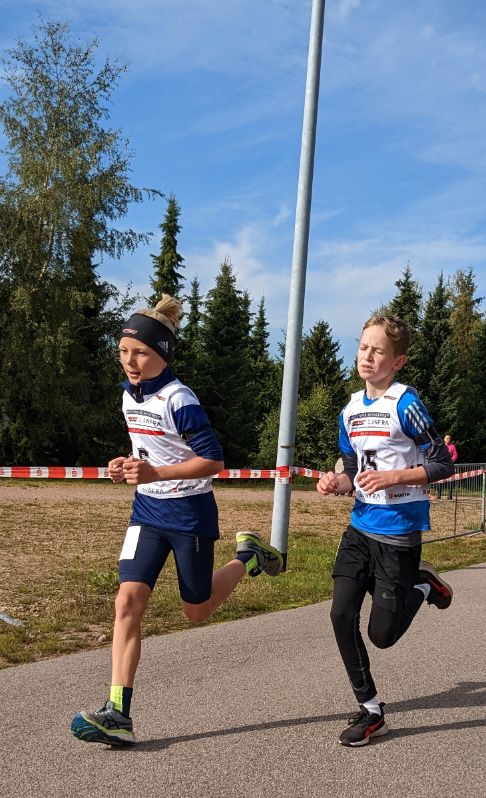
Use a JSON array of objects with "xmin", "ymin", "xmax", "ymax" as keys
[{"xmin": 118, "ymin": 524, "xmax": 215, "ymax": 604}]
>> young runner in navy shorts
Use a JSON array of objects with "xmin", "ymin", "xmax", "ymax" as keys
[
  {"xmin": 317, "ymin": 314, "xmax": 455, "ymax": 747},
  {"xmin": 71, "ymin": 294, "xmax": 282, "ymax": 745}
]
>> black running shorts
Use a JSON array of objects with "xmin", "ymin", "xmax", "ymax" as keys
[{"xmin": 332, "ymin": 525, "xmax": 422, "ymax": 611}]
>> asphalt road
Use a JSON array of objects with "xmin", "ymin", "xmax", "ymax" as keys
[{"xmin": 1, "ymin": 563, "xmax": 485, "ymax": 798}]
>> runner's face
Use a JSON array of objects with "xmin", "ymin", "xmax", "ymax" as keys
[
  {"xmin": 119, "ymin": 337, "xmax": 166, "ymax": 384},
  {"xmin": 357, "ymin": 325, "xmax": 406, "ymax": 392}
]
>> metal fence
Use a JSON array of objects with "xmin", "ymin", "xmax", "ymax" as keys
[{"xmin": 425, "ymin": 463, "xmax": 486, "ymax": 543}]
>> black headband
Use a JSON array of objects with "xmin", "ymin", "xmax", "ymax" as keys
[{"xmin": 120, "ymin": 313, "xmax": 176, "ymax": 363}]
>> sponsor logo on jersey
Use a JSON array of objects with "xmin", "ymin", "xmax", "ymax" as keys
[
  {"xmin": 383, "ymin": 394, "xmax": 397, "ymax": 400},
  {"xmin": 351, "ymin": 418, "xmax": 389, "ymax": 428},
  {"xmin": 126, "ymin": 409, "xmax": 162, "ymax": 420},
  {"xmin": 349, "ymin": 412, "xmax": 390, "ymax": 420}
]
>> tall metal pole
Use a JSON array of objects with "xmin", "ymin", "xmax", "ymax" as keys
[{"xmin": 270, "ymin": 0, "xmax": 326, "ymax": 567}]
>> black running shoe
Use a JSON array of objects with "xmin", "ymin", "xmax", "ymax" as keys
[
  {"xmin": 339, "ymin": 703, "xmax": 389, "ymax": 747},
  {"xmin": 418, "ymin": 560, "xmax": 453, "ymax": 609}
]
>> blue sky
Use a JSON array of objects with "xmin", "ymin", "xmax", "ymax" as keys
[{"xmin": 2, "ymin": 0, "xmax": 486, "ymax": 366}]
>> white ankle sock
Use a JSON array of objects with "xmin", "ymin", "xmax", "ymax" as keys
[
  {"xmin": 415, "ymin": 583, "xmax": 431, "ymax": 599},
  {"xmin": 363, "ymin": 696, "xmax": 381, "ymax": 716}
]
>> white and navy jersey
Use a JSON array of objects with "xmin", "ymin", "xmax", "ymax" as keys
[
  {"xmin": 340, "ymin": 382, "xmax": 432, "ymax": 536},
  {"xmin": 122, "ymin": 368, "xmax": 223, "ymax": 538}
]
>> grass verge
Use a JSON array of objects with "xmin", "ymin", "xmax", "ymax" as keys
[{"xmin": 1, "ymin": 481, "xmax": 485, "ymax": 669}]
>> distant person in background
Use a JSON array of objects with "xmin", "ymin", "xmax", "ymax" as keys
[{"xmin": 437, "ymin": 434, "xmax": 458, "ymax": 500}]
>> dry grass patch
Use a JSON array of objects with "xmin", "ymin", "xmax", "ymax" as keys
[{"xmin": 1, "ymin": 481, "xmax": 485, "ymax": 669}]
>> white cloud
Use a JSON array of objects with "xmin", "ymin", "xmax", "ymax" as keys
[
  {"xmin": 334, "ymin": 0, "xmax": 362, "ymax": 22},
  {"xmin": 273, "ymin": 205, "xmax": 292, "ymax": 227},
  {"xmin": 14, "ymin": 0, "xmax": 310, "ymax": 79}
]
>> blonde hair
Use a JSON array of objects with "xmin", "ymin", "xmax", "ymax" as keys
[
  {"xmin": 135, "ymin": 294, "xmax": 182, "ymax": 336},
  {"xmin": 362, "ymin": 314, "xmax": 411, "ymax": 355}
]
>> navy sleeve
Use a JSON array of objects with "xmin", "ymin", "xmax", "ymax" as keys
[
  {"xmin": 172, "ymin": 404, "xmax": 224, "ymax": 461},
  {"xmin": 415, "ymin": 426, "xmax": 455, "ymax": 483},
  {"xmin": 338, "ymin": 412, "xmax": 358, "ymax": 482}
]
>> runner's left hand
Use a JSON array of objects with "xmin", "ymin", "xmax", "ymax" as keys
[
  {"xmin": 122, "ymin": 457, "xmax": 160, "ymax": 485},
  {"xmin": 356, "ymin": 470, "xmax": 397, "ymax": 493}
]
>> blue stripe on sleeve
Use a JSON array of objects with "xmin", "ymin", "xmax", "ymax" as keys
[
  {"xmin": 339, "ymin": 412, "xmax": 354, "ymax": 454},
  {"xmin": 398, "ymin": 390, "xmax": 433, "ymax": 440}
]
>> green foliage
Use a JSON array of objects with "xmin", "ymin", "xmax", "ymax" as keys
[
  {"xmin": 148, "ymin": 193, "xmax": 184, "ymax": 301},
  {"xmin": 257, "ymin": 385, "xmax": 339, "ymax": 471},
  {"xmin": 0, "ymin": 20, "xmax": 151, "ymax": 464},
  {"xmin": 345, "ymin": 362, "xmax": 364, "ymax": 397},
  {"xmin": 414, "ymin": 273, "xmax": 451, "ymax": 419},
  {"xmin": 248, "ymin": 297, "xmax": 281, "ymax": 459},
  {"xmin": 384, "ymin": 264, "xmax": 485, "ymax": 461},
  {"xmin": 175, "ymin": 276, "xmax": 204, "ymax": 386},
  {"xmin": 299, "ymin": 320, "xmax": 347, "ymax": 415},
  {"xmin": 87, "ymin": 568, "xmax": 119, "ymax": 595},
  {"xmin": 389, "ymin": 262, "xmax": 423, "ymax": 330},
  {"xmin": 0, "ymin": 21, "xmax": 155, "ymax": 275},
  {"xmin": 1, "ymin": 22, "xmax": 485, "ymax": 471},
  {"xmin": 198, "ymin": 260, "xmax": 255, "ymax": 466},
  {"xmin": 388, "ymin": 262, "xmax": 423, "ymax": 386},
  {"xmin": 435, "ymin": 269, "xmax": 484, "ymax": 460}
]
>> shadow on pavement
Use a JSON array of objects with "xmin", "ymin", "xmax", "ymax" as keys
[
  {"xmin": 389, "ymin": 718, "xmax": 486, "ymax": 740},
  {"xmin": 132, "ymin": 681, "xmax": 486, "ymax": 752}
]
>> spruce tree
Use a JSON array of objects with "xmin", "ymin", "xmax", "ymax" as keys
[
  {"xmin": 299, "ymin": 320, "xmax": 347, "ymax": 415},
  {"xmin": 471, "ymin": 318, "xmax": 486, "ymax": 459},
  {"xmin": 435, "ymin": 269, "xmax": 483, "ymax": 460},
  {"xmin": 175, "ymin": 277, "xmax": 203, "ymax": 388},
  {"xmin": 148, "ymin": 194, "xmax": 185, "ymax": 301},
  {"xmin": 248, "ymin": 297, "xmax": 281, "ymax": 462},
  {"xmin": 198, "ymin": 260, "xmax": 253, "ymax": 467},
  {"xmin": 413, "ymin": 272, "xmax": 451, "ymax": 419},
  {"xmin": 388, "ymin": 263, "xmax": 423, "ymax": 386},
  {"xmin": 389, "ymin": 262, "xmax": 422, "ymax": 329},
  {"xmin": 346, "ymin": 362, "xmax": 364, "ymax": 398}
]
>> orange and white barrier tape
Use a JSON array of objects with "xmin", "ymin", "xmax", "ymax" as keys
[
  {"xmin": 434, "ymin": 468, "xmax": 485, "ymax": 484},
  {"xmin": 0, "ymin": 465, "xmax": 292, "ymax": 480},
  {"xmin": 214, "ymin": 468, "xmax": 286, "ymax": 480},
  {"xmin": 0, "ymin": 465, "xmax": 484, "ymax": 482},
  {"xmin": 0, "ymin": 466, "xmax": 109, "ymax": 479}
]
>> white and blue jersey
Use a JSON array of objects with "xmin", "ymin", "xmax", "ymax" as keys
[
  {"xmin": 340, "ymin": 382, "xmax": 433, "ymax": 536},
  {"xmin": 122, "ymin": 368, "xmax": 223, "ymax": 538}
]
